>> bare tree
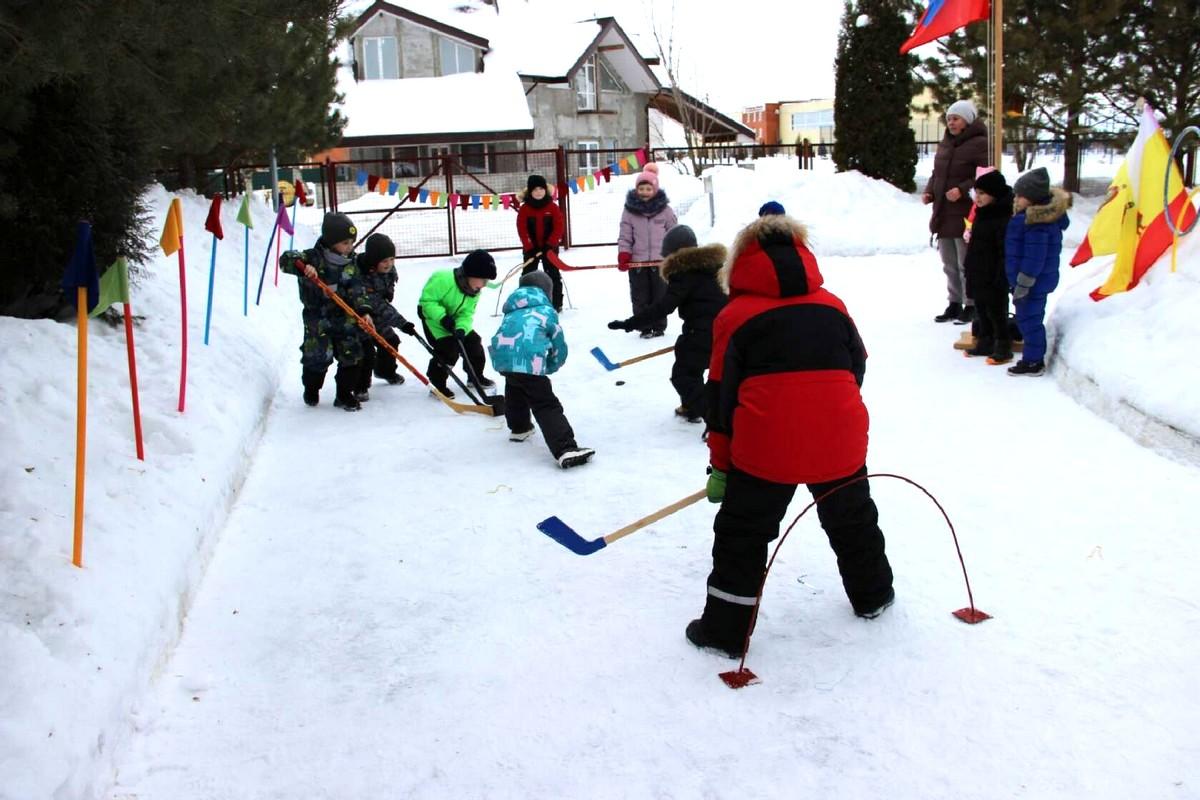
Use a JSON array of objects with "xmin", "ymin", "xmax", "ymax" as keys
[{"xmin": 648, "ymin": 1, "xmax": 723, "ymax": 177}]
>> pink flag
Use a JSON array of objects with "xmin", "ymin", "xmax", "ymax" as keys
[{"xmin": 275, "ymin": 201, "xmax": 294, "ymax": 236}]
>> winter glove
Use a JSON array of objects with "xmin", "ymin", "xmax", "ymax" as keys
[
  {"xmin": 608, "ymin": 319, "xmax": 632, "ymax": 331},
  {"xmin": 440, "ymin": 315, "xmax": 458, "ymax": 337},
  {"xmin": 398, "ymin": 319, "xmax": 417, "ymax": 336},
  {"xmin": 706, "ymin": 466, "xmax": 727, "ymax": 504},
  {"xmin": 1012, "ymin": 272, "xmax": 1036, "ymax": 303},
  {"xmin": 617, "ymin": 251, "xmax": 632, "ymax": 271}
]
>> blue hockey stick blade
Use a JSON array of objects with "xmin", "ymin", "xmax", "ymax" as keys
[
  {"xmin": 590, "ymin": 346, "xmax": 619, "ymax": 371},
  {"xmin": 537, "ymin": 515, "xmax": 608, "ymax": 555}
]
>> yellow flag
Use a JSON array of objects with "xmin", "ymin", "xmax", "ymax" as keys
[{"xmin": 159, "ymin": 198, "xmax": 183, "ymax": 256}]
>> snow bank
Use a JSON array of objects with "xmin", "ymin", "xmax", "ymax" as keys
[
  {"xmin": 0, "ymin": 187, "xmax": 304, "ymax": 799},
  {"xmin": 1050, "ymin": 223, "xmax": 1200, "ymax": 464}
]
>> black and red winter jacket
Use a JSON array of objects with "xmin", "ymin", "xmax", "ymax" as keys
[
  {"xmin": 705, "ymin": 215, "xmax": 869, "ymax": 485},
  {"xmin": 516, "ymin": 193, "xmax": 564, "ymax": 253}
]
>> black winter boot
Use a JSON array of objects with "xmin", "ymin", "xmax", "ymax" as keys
[
  {"xmin": 301, "ymin": 369, "xmax": 326, "ymax": 407},
  {"xmin": 934, "ymin": 302, "xmax": 962, "ymax": 323},
  {"xmin": 333, "ymin": 364, "xmax": 362, "ymax": 411},
  {"xmin": 965, "ymin": 337, "xmax": 994, "ymax": 358},
  {"xmin": 688, "ymin": 594, "xmax": 756, "ymax": 658},
  {"xmin": 954, "ymin": 305, "xmax": 975, "ymax": 325},
  {"xmin": 1007, "ymin": 359, "xmax": 1045, "ymax": 377},
  {"xmin": 989, "ymin": 340, "xmax": 1014, "ymax": 364}
]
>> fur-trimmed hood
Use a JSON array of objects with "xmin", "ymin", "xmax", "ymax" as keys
[
  {"xmin": 624, "ymin": 188, "xmax": 671, "ymax": 217},
  {"xmin": 720, "ymin": 214, "xmax": 824, "ymax": 299},
  {"xmin": 660, "ymin": 243, "xmax": 727, "ymax": 281},
  {"xmin": 1024, "ymin": 188, "xmax": 1072, "ymax": 225}
]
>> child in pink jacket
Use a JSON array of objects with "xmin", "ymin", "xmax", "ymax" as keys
[{"xmin": 617, "ymin": 162, "xmax": 677, "ymax": 338}]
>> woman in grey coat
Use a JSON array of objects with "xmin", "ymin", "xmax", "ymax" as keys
[
  {"xmin": 617, "ymin": 162, "xmax": 678, "ymax": 338},
  {"xmin": 923, "ymin": 99, "xmax": 989, "ymax": 324}
]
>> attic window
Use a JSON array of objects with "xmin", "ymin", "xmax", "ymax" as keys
[
  {"xmin": 439, "ymin": 37, "xmax": 476, "ymax": 75},
  {"xmin": 599, "ymin": 57, "xmax": 624, "ymax": 92},
  {"xmin": 363, "ymin": 36, "xmax": 399, "ymax": 80},
  {"xmin": 575, "ymin": 57, "xmax": 597, "ymax": 110}
]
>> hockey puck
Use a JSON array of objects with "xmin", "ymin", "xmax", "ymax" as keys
[{"xmin": 615, "ymin": 380, "xmax": 625, "ymax": 386}]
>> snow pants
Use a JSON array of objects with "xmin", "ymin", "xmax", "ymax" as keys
[
  {"xmin": 523, "ymin": 251, "xmax": 563, "ymax": 312},
  {"xmin": 359, "ymin": 326, "xmax": 401, "ymax": 391},
  {"xmin": 672, "ymin": 328, "xmax": 711, "ymax": 418},
  {"xmin": 503, "ymin": 373, "xmax": 578, "ymax": 458},
  {"xmin": 628, "ymin": 266, "xmax": 668, "ymax": 333},
  {"xmin": 420, "ymin": 321, "xmax": 486, "ymax": 393},
  {"xmin": 1013, "ymin": 292, "xmax": 1048, "ymax": 362},
  {"xmin": 699, "ymin": 465, "xmax": 895, "ymax": 649}
]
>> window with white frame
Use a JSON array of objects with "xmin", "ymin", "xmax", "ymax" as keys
[
  {"xmin": 439, "ymin": 37, "xmax": 475, "ymax": 75},
  {"xmin": 575, "ymin": 58, "xmax": 597, "ymax": 110},
  {"xmin": 599, "ymin": 57, "xmax": 624, "ymax": 92},
  {"xmin": 362, "ymin": 36, "xmax": 399, "ymax": 80},
  {"xmin": 577, "ymin": 140, "xmax": 600, "ymax": 174}
]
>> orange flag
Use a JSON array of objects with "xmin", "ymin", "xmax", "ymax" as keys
[{"xmin": 159, "ymin": 198, "xmax": 183, "ymax": 256}]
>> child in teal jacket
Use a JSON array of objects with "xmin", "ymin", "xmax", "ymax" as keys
[{"xmin": 489, "ymin": 271, "xmax": 593, "ymax": 468}]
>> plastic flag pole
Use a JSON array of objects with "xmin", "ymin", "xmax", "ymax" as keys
[{"xmin": 203, "ymin": 232, "xmax": 218, "ymax": 345}]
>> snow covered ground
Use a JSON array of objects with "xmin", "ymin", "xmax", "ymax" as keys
[{"xmin": 2, "ymin": 163, "xmax": 1199, "ymax": 800}]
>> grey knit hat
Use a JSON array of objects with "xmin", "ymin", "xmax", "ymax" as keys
[
  {"xmin": 946, "ymin": 99, "xmax": 977, "ymax": 125},
  {"xmin": 1013, "ymin": 167, "xmax": 1051, "ymax": 202},
  {"xmin": 518, "ymin": 270, "xmax": 553, "ymax": 299},
  {"xmin": 661, "ymin": 224, "xmax": 698, "ymax": 257}
]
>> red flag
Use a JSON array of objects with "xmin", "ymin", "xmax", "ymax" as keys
[
  {"xmin": 204, "ymin": 194, "xmax": 224, "ymax": 240},
  {"xmin": 367, "ymin": 174, "xmax": 380, "ymax": 191},
  {"xmin": 294, "ymin": 180, "xmax": 307, "ymax": 206},
  {"xmin": 900, "ymin": 0, "xmax": 990, "ymax": 54}
]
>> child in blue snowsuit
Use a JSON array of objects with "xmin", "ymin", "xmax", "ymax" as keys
[
  {"xmin": 489, "ymin": 271, "xmax": 593, "ymax": 469},
  {"xmin": 1005, "ymin": 167, "xmax": 1072, "ymax": 377}
]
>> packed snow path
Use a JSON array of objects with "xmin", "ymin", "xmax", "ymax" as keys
[{"xmin": 106, "ymin": 254, "xmax": 1199, "ymax": 799}]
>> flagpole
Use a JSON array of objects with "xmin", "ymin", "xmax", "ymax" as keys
[
  {"xmin": 243, "ymin": 226, "xmax": 250, "ymax": 316},
  {"xmin": 289, "ymin": 198, "xmax": 298, "ymax": 250},
  {"xmin": 256, "ymin": 216, "xmax": 281, "ymax": 306},
  {"xmin": 204, "ymin": 232, "xmax": 218, "ymax": 345},
  {"xmin": 992, "ymin": 0, "xmax": 1004, "ymax": 168},
  {"xmin": 177, "ymin": 235, "xmax": 188, "ymax": 413},
  {"xmin": 123, "ymin": 302, "xmax": 145, "ymax": 461},
  {"xmin": 72, "ymin": 286, "xmax": 88, "ymax": 568}
]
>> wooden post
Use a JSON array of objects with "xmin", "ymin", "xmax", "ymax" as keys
[
  {"xmin": 72, "ymin": 287, "xmax": 88, "ymax": 567},
  {"xmin": 992, "ymin": 0, "xmax": 1004, "ymax": 168}
]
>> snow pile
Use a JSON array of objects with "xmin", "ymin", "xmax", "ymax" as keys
[
  {"xmin": 1051, "ymin": 225, "xmax": 1200, "ymax": 462},
  {"xmin": 0, "ymin": 187, "xmax": 304, "ymax": 800}
]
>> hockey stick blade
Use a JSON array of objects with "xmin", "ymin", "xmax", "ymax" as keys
[
  {"xmin": 590, "ymin": 346, "xmax": 619, "ymax": 371},
  {"xmin": 536, "ymin": 516, "xmax": 607, "ymax": 555}
]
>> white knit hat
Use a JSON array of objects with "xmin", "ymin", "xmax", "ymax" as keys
[{"xmin": 946, "ymin": 99, "xmax": 977, "ymax": 125}]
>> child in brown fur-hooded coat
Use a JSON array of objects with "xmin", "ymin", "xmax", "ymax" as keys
[{"xmin": 608, "ymin": 225, "xmax": 727, "ymax": 422}]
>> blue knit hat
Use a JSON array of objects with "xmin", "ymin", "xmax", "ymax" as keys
[{"xmin": 758, "ymin": 200, "xmax": 786, "ymax": 217}]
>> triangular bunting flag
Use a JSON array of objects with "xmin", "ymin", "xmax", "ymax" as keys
[
  {"xmin": 430, "ymin": 191, "xmax": 441, "ymax": 206},
  {"xmin": 159, "ymin": 198, "xmax": 183, "ymax": 256},
  {"xmin": 449, "ymin": 193, "xmax": 460, "ymax": 208},
  {"xmin": 601, "ymin": 167, "xmax": 612, "ymax": 183},
  {"xmin": 275, "ymin": 201, "xmax": 294, "ymax": 236},
  {"xmin": 204, "ymin": 194, "xmax": 224, "ymax": 240},
  {"xmin": 388, "ymin": 182, "xmax": 399, "ymax": 196},
  {"xmin": 378, "ymin": 178, "xmax": 390, "ymax": 195},
  {"xmin": 612, "ymin": 161, "xmax": 623, "ymax": 176},
  {"xmin": 367, "ymin": 174, "xmax": 379, "ymax": 191},
  {"xmin": 91, "ymin": 257, "xmax": 131, "ymax": 317},
  {"xmin": 569, "ymin": 180, "xmax": 579, "ymax": 194},
  {"xmin": 471, "ymin": 195, "xmax": 480, "ymax": 209},
  {"xmin": 356, "ymin": 170, "xmax": 368, "ymax": 187},
  {"xmin": 63, "ymin": 221, "xmax": 100, "ymax": 311},
  {"xmin": 419, "ymin": 188, "xmax": 430, "ymax": 203},
  {"xmin": 236, "ymin": 193, "xmax": 253, "ymax": 228},
  {"xmin": 294, "ymin": 180, "xmax": 307, "ymax": 206},
  {"xmin": 483, "ymin": 195, "xmax": 492, "ymax": 210}
]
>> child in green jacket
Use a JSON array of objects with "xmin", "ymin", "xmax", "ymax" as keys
[{"xmin": 417, "ymin": 250, "xmax": 497, "ymax": 397}]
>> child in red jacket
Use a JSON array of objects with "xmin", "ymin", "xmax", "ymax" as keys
[
  {"xmin": 687, "ymin": 213, "xmax": 895, "ymax": 659},
  {"xmin": 516, "ymin": 174, "xmax": 566, "ymax": 311}
]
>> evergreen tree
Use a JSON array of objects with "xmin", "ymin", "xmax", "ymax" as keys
[
  {"xmin": 0, "ymin": 1, "xmax": 346, "ymax": 316},
  {"xmin": 1101, "ymin": 0, "xmax": 1200, "ymax": 140},
  {"xmin": 917, "ymin": 0, "xmax": 1127, "ymax": 192},
  {"xmin": 834, "ymin": 0, "xmax": 920, "ymax": 192}
]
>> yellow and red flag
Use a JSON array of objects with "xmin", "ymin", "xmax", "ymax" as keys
[{"xmin": 1072, "ymin": 105, "xmax": 1198, "ymax": 300}]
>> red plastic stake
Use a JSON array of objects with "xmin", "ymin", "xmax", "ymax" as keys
[
  {"xmin": 719, "ymin": 668, "xmax": 759, "ymax": 689},
  {"xmin": 953, "ymin": 607, "xmax": 992, "ymax": 624}
]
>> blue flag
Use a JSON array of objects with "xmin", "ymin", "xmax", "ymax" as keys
[{"xmin": 62, "ymin": 221, "xmax": 99, "ymax": 311}]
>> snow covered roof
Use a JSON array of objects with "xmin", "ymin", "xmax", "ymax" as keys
[
  {"xmin": 510, "ymin": 17, "xmax": 659, "ymax": 92},
  {"xmin": 337, "ymin": 69, "xmax": 533, "ymax": 144}
]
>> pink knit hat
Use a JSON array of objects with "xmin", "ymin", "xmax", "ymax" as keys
[{"xmin": 635, "ymin": 161, "xmax": 660, "ymax": 191}]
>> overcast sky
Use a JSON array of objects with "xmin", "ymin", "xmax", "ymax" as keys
[{"xmin": 521, "ymin": 0, "xmax": 847, "ymax": 113}]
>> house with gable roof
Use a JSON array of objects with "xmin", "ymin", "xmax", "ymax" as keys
[{"xmin": 334, "ymin": 1, "xmax": 751, "ymax": 185}]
